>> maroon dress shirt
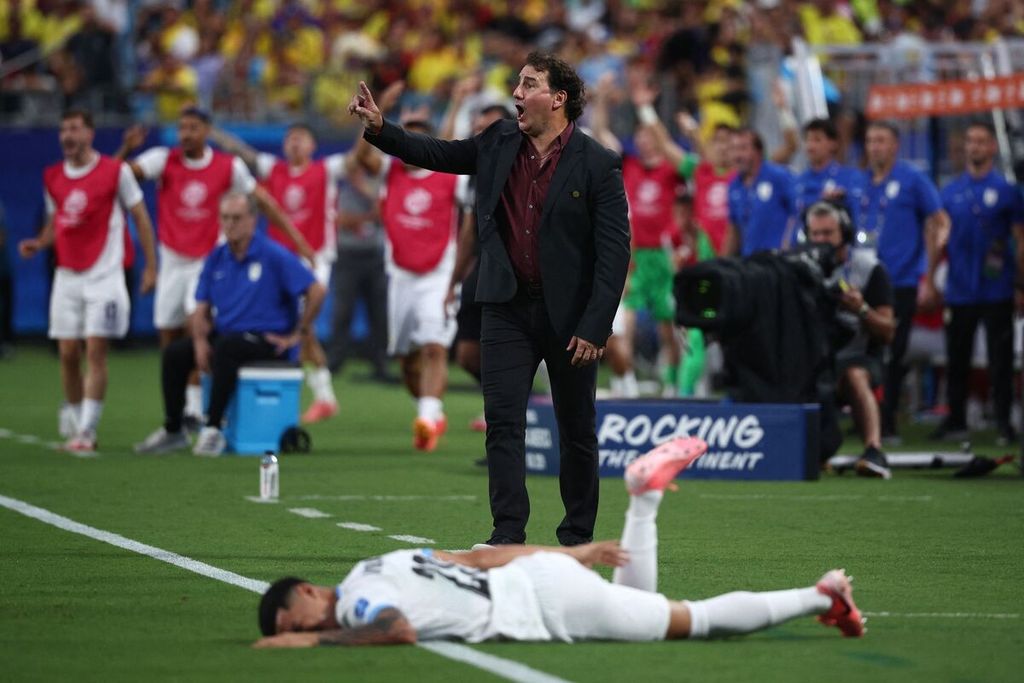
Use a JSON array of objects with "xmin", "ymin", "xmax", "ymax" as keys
[{"xmin": 497, "ymin": 122, "xmax": 575, "ymax": 290}]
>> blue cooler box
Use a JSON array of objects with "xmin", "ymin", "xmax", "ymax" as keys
[{"xmin": 202, "ymin": 366, "xmax": 303, "ymax": 455}]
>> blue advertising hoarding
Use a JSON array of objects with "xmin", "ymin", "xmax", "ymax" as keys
[{"xmin": 525, "ymin": 398, "xmax": 820, "ymax": 481}]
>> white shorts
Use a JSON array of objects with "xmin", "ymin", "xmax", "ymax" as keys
[
  {"xmin": 510, "ymin": 553, "xmax": 671, "ymax": 643},
  {"xmin": 612, "ymin": 301, "xmax": 628, "ymax": 337},
  {"xmin": 386, "ymin": 246, "xmax": 456, "ymax": 356},
  {"xmin": 312, "ymin": 247, "xmax": 335, "ymax": 286},
  {"xmin": 48, "ymin": 267, "xmax": 130, "ymax": 340},
  {"xmin": 154, "ymin": 245, "xmax": 205, "ymax": 330}
]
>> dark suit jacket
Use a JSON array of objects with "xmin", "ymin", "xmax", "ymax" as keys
[{"xmin": 366, "ymin": 119, "xmax": 630, "ymax": 344}]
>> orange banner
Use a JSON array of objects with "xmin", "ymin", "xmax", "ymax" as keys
[{"xmin": 866, "ymin": 73, "xmax": 1024, "ymax": 119}]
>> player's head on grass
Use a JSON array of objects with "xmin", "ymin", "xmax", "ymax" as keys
[{"xmin": 259, "ymin": 577, "xmax": 337, "ymax": 635}]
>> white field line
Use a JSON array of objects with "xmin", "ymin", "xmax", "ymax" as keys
[
  {"xmin": 863, "ymin": 611, "xmax": 1020, "ymax": 619},
  {"xmin": 293, "ymin": 494, "xmax": 478, "ymax": 502},
  {"xmin": 0, "ymin": 427, "xmax": 98, "ymax": 458},
  {"xmin": 388, "ymin": 534, "xmax": 436, "ymax": 545},
  {"xmin": 0, "ymin": 493, "xmax": 572, "ymax": 683},
  {"xmin": 338, "ymin": 522, "xmax": 382, "ymax": 532},
  {"xmin": 287, "ymin": 508, "xmax": 332, "ymax": 519},
  {"xmin": 698, "ymin": 494, "xmax": 933, "ymax": 503}
]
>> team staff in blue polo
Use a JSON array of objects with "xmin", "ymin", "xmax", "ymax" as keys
[
  {"xmin": 932, "ymin": 122, "xmax": 1024, "ymax": 445},
  {"xmin": 725, "ymin": 128, "xmax": 796, "ymax": 256},
  {"xmin": 135, "ymin": 191, "xmax": 326, "ymax": 456},
  {"xmin": 794, "ymin": 118, "xmax": 861, "ymax": 224},
  {"xmin": 848, "ymin": 121, "xmax": 950, "ymax": 442}
]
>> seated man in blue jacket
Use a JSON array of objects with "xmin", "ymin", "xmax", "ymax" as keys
[{"xmin": 135, "ymin": 191, "xmax": 325, "ymax": 456}]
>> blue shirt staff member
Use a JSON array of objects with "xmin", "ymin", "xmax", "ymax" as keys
[
  {"xmin": 794, "ymin": 118, "xmax": 861, "ymax": 224},
  {"xmin": 725, "ymin": 128, "xmax": 796, "ymax": 257},
  {"xmin": 134, "ymin": 192, "xmax": 326, "ymax": 456},
  {"xmin": 932, "ymin": 122, "xmax": 1024, "ymax": 445},
  {"xmin": 848, "ymin": 121, "xmax": 949, "ymax": 441}
]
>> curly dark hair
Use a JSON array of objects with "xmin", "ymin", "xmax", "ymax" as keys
[{"xmin": 524, "ymin": 51, "xmax": 586, "ymax": 122}]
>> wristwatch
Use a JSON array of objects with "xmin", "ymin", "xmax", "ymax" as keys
[{"xmin": 857, "ymin": 303, "xmax": 870, "ymax": 319}]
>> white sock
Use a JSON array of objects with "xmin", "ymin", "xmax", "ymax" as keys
[
  {"xmin": 685, "ymin": 587, "xmax": 831, "ymax": 639},
  {"xmin": 612, "ymin": 490, "xmax": 663, "ymax": 592},
  {"xmin": 610, "ymin": 375, "xmax": 624, "ymax": 397},
  {"xmin": 306, "ymin": 367, "xmax": 337, "ymax": 404},
  {"xmin": 418, "ymin": 396, "xmax": 443, "ymax": 422},
  {"xmin": 621, "ymin": 371, "xmax": 639, "ymax": 398},
  {"xmin": 185, "ymin": 385, "xmax": 203, "ymax": 417},
  {"xmin": 79, "ymin": 399, "xmax": 103, "ymax": 434}
]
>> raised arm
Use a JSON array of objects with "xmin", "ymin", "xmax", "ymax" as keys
[
  {"xmin": 349, "ymin": 81, "xmax": 478, "ymax": 175},
  {"xmin": 634, "ymin": 81, "xmax": 691, "ymax": 170},
  {"xmin": 589, "ymin": 72, "xmax": 622, "ymax": 155},
  {"xmin": 768, "ymin": 81, "xmax": 799, "ymax": 165},
  {"xmin": 114, "ymin": 125, "xmax": 147, "ymax": 179},
  {"xmin": 209, "ymin": 126, "xmax": 260, "ymax": 171},
  {"xmin": 438, "ymin": 73, "xmax": 480, "ymax": 141},
  {"xmin": 253, "ymin": 608, "xmax": 417, "ymax": 648},
  {"xmin": 351, "ymin": 80, "xmax": 406, "ymax": 177}
]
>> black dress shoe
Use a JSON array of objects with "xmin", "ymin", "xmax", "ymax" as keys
[{"xmin": 557, "ymin": 535, "xmax": 593, "ymax": 547}]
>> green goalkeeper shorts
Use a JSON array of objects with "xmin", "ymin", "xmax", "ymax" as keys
[{"xmin": 624, "ymin": 248, "xmax": 675, "ymax": 322}]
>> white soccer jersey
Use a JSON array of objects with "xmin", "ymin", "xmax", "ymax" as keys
[{"xmin": 334, "ymin": 549, "xmax": 551, "ymax": 643}]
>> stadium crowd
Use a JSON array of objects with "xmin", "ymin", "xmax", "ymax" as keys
[
  {"xmin": 3, "ymin": 1, "xmax": 1024, "ymax": 481},
  {"xmin": 3, "ymin": 1, "xmax": 1024, "ymax": 126}
]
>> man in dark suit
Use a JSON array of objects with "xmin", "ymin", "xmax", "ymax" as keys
[{"xmin": 350, "ymin": 52, "xmax": 630, "ymax": 546}]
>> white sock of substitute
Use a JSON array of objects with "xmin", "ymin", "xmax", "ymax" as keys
[
  {"xmin": 418, "ymin": 396, "xmax": 443, "ymax": 422},
  {"xmin": 306, "ymin": 367, "xmax": 337, "ymax": 404},
  {"xmin": 621, "ymin": 371, "xmax": 639, "ymax": 398},
  {"xmin": 610, "ymin": 375, "xmax": 624, "ymax": 397},
  {"xmin": 685, "ymin": 587, "xmax": 831, "ymax": 639},
  {"xmin": 612, "ymin": 490, "xmax": 662, "ymax": 592},
  {"xmin": 185, "ymin": 384, "xmax": 203, "ymax": 417},
  {"xmin": 79, "ymin": 399, "xmax": 104, "ymax": 433}
]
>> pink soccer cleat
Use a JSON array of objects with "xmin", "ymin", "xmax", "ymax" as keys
[
  {"xmin": 469, "ymin": 414, "xmax": 487, "ymax": 432},
  {"xmin": 624, "ymin": 437, "xmax": 708, "ymax": 495},
  {"xmin": 302, "ymin": 400, "xmax": 339, "ymax": 424},
  {"xmin": 413, "ymin": 417, "xmax": 441, "ymax": 452},
  {"xmin": 816, "ymin": 569, "xmax": 865, "ymax": 637},
  {"xmin": 436, "ymin": 414, "xmax": 448, "ymax": 437}
]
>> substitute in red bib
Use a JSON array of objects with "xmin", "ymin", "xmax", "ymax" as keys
[
  {"xmin": 19, "ymin": 109, "xmax": 158, "ymax": 453},
  {"xmin": 351, "ymin": 90, "xmax": 461, "ymax": 452}
]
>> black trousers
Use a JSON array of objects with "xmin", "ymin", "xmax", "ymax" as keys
[
  {"xmin": 162, "ymin": 333, "xmax": 280, "ymax": 432},
  {"xmin": 480, "ymin": 291, "xmax": 599, "ymax": 545},
  {"xmin": 945, "ymin": 300, "xmax": 1015, "ymax": 429},
  {"xmin": 327, "ymin": 246, "xmax": 388, "ymax": 374},
  {"xmin": 881, "ymin": 287, "xmax": 918, "ymax": 434}
]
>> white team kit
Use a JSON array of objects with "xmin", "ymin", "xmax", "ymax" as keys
[
  {"xmin": 255, "ymin": 152, "xmax": 346, "ymax": 285},
  {"xmin": 134, "ymin": 146, "xmax": 256, "ymax": 329},
  {"xmin": 378, "ymin": 157, "xmax": 463, "ymax": 355},
  {"xmin": 44, "ymin": 154, "xmax": 143, "ymax": 339},
  {"xmin": 335, "ymin": 549, "xmax": 670, "ymax": 643}
]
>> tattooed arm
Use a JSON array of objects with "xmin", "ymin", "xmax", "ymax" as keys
[{"xmin": 253, "ymin": 608, "xmax": 417, "ymax": 648}]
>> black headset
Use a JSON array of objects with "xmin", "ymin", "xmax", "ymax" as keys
[{"xmin": 803, "ymin": 199, "xmax": 854, "ymax": 245}]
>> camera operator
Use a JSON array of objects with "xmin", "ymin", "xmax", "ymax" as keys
[{"xmin": 807, "ymin": 201, "xmax": 895, "ymax": 479}]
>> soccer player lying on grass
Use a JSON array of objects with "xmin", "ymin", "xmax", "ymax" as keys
[{"xmin": 254, "ymin": 437, "xmax": 864, "ymax": 648}]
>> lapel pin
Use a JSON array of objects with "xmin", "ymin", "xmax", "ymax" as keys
[{"xmin": 572, "ymin": 190, "xmax": 580, "ymax": 198}]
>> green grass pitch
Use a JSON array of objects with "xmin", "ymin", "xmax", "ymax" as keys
[{"xmin": 1, "ymin": 346, "xmax": 1022, "ymax": 682}]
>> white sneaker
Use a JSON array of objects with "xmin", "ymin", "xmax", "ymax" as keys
[
  {"xmin": 59, "ymin": 403, "xmax": 79, "ymax": 439},
  {"xmin": 192, "ymin": 426, "xmax": 226, "ymax": 457},
  {"xmin": 134, "ymin": 427, "xmax": 190, "ymax": 454},
  {"xmin": 64, "ymin": 429, "xmax": 97, "ymax": 454}
]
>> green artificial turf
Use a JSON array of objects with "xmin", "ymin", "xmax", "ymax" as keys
[{"xmin": 1, "ymin": 346, "xmax": 1021, "ymax": 682}]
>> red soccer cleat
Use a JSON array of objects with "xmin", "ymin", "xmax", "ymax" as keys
[
  {"xmin": 413, "ymin": 417, "xmax": 440, "ymax": 452},
  {"xmin": 816, "ymin": 569, "xmax": 866, "ymax": 637},
  {"xmin": 624, "ymin": 437, "xmax": 708, "ymax": 495},
  {"xmin": 302, "ymin": 400, "xmax": 339, "ymax": 424}
]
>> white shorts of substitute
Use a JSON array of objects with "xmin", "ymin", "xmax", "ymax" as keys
[
  {"xmin": 154, "ymin": 245, "xmax": 204, "ymax": 330},
  {"xmin": 509, "ymin": 553, "xmax": 671, "ymax": 643},
  {"xmin": 386, "ymin": 245, "xmax": 456, "ymax": 356},
  {"xmin": 49, "ymin": 267, "xmax": 130, "ymax": 340},
  {"xmin": 312, "ymin": 246, "xmax": 335, "ymax": 286}
]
